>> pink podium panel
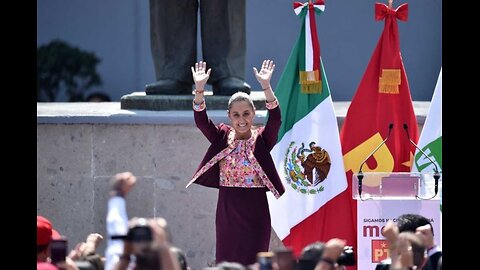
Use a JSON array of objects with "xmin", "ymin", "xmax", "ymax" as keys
[{"xmin": 353, "ymin": 172, "xmax": 442, "ymax": 270}]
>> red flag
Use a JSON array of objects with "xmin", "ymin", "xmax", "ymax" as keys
[{"xmin": 339, "ymin": 2, "xmax": 418, "ymax": 268}]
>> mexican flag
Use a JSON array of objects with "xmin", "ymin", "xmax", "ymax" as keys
[
  {"xmin": 412, "ymin": 68, "xmax": 442, "ymax": 204},
  {"xmin": 267, "ymin": 0, "xmax": 356, "ymax": 260}
]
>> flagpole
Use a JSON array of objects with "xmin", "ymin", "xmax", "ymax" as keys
[{"xmin": 388, "ymin": 0, "xmax": 393, "ymax": 9}]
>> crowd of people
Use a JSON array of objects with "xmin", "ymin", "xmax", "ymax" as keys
[{"xmin": 38, "ymin": 210, "xmax": 441, "ymax": 270}]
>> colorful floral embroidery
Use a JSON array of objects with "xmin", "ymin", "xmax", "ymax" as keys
[
  {"xmin": 187, "ymin": 126, "xmax": 281, "ymax": 198},
  {"xmin": 219, "ymin": 138, "xmax": 264, "ymax": 188}
]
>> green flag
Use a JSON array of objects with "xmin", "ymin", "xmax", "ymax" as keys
[{"xmin": 412, "ymin": 68, "xmax": 442, "ymax": 205}]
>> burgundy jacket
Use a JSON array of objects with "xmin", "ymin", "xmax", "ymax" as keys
[{"xmin": 191, "ymin": 105, "xmax": 285, "ymax": 197}]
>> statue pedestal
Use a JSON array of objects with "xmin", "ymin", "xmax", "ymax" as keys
[{"xmin": 121, "ymin": 91, "xmax": 267, "ymax": 111}]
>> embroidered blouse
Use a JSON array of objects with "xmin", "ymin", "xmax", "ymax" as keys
[{"xmin": 219, "ymin": 129, "xmax": 268, "ymax": 188}]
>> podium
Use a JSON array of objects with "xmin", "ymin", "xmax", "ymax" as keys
[
  {"xmin": 352, "ymin": 172, "xmax": 442, "ymax": 269},
  {"xmin": 352, "ymin": 171, "xmax": 442, "ymax": 200}
]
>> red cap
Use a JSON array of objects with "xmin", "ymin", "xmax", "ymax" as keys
[
  {"xmin": 37, "ymin": 216, "xmax": 61, "ymax": 245},
  {"xmin": 37, "ymin": 262, "xmax": 60, "ymax": 270},
  {"xmin": 51, "ymin": 229, "xmax": 61, "ymax": 240}
]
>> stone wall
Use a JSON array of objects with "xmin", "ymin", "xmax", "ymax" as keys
[{"xmin": 37, "ymin": 123, "xmax": 223, "ymax": 268}]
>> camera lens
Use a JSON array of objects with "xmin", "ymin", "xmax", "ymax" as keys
[{"xmin": 337, "ymin": 246, "xmax": 355, "ymax": 266}]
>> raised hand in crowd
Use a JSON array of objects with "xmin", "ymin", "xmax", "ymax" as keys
[{"xmin": 314, "ymin": 238, "xmax": 347, "ymax": 270}]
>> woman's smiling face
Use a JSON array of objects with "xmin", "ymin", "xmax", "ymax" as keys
[{"xmin": 228, "ymin": 100, "xmax": 255, "ymax": 139}]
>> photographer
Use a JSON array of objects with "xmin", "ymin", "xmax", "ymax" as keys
[
  {"xmin": 376, "ymin": 214, "xmax": 441, "ymax": 270},
  {"xmin": 297, "ymin": 238, "xmax": 355, "ymax": 270},
  {"xmin": 115, "ymin": 217, "xmax": 181, "ymax": 270},
  {"xmin": 314, "ymin": 238, "xmax": 350, "ymax": 270},
  {"xmin": 37, "ymin": 215, "xmax": 79, "ymax": 270},
  {"xmin": 379, "ymin": 220, "xmax": 427, "ymax": 270}
]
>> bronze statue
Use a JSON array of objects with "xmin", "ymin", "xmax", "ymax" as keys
[{"xmin": 145, "ymin": 0, "xmax": 251, "ymax": 96}]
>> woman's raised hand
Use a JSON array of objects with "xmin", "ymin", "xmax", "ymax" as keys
[
  {"xmin": 253, "ymin": 59, "xmax": 275, "ymax": 89},
  {"xmin": 191, "ymin": 61, "xmax": 211, "ymax": 90}
]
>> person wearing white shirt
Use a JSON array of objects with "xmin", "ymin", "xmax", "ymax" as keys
[{"xmin": 105, "ymin": 172, "xmax": 137, "ymax": 270}]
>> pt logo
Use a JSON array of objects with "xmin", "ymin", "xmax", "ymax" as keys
[
  {"xmin": 284, "ymin": 141, "xmax": 331, "ymax": 195},
  {"xmin": 371, "ymin": 240, "xmax": 389, "ymax": 263}
]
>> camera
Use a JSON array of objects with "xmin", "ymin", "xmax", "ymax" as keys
[
  {"xmin": 336, "ymin": 245, "xmax": 355, "ymax": 266},
  {"xmin": 126, "ymin": 219, "xmax": 153, "ymax": 242},
  {"xmin": 111, "ymin": 218, "xmax": 153, "ymax": 243},
  {"xmin": 50, "ymin": 238, "xmax": 68, "ymax": 264},
  {"xmin": 128, "ymin": 218, "xmax": 163, "ymax": 269}
]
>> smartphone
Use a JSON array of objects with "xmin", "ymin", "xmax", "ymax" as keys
[
  {"xmin": 257, "ymin": 252, "xmax": 274, "ymax": 270},
  {"xmin": 50, "ymin": 238, "xmax": 68, "ymax": 264}
]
